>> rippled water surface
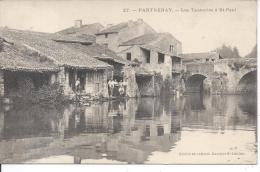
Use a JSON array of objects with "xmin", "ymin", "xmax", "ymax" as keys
[{"xmin": 0, "ymin": 94, "xmax": 257, "ymax": 164}]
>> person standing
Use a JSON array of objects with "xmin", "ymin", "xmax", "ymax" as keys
[
  {"xmin": 118, "ymin": 80, "xmax": 125, "ymax": 96},
  {"xmin": 75, "ymin": 78, "xmax": 81, "ymax": 92},
  {"xmin": 108, "ymin": 79, "xmax": 114, "ymax": 97}
]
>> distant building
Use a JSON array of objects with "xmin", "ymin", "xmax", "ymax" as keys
[{"xmin": 95, "ymin": 19, "xmax": 156, "ymax": 52}]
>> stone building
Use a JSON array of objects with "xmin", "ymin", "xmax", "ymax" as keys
[
  {"xmin": 0, "ymin": 38, "xmax": 59, "ymax": 99},
  {"xmin": 118, "ymin": 33, "xmax": 182, "ymax": 79},
  {"xmin": 117, "ymin": 32, "xmax": 183, "ymax": 96},
  {"xmin": 95, "ymin": 19, "xmax": 156, "ymax": 52},
  {"xmin": 0, "ymin": 28, "xmax": 113, "ymax": 99}
]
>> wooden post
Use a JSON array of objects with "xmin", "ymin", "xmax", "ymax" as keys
[
  {"xmin": 103, "ymin": 69, "xmax": 109, "ymax": 98},
  {"xmin": 152, "ymin": 74, "xmax": 155, "ymax": 96},
  {"xmin": 0, "ymin": 70, "xmax": 5, "ymax": 97}
]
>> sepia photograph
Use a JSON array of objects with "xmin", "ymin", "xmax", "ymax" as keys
[{"xmin": 0, "ymin": 0, "xmax": 257, "ymax": 165}]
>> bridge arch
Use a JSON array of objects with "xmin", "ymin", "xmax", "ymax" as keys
[
  {"xmin": 237, "ymin": 70, "xmax": 257, "ymax": 94},
  {"xmin": 185, "ymin": 74, "xmax": 208, "ymax": 93}
]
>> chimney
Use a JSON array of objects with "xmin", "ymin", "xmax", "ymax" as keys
[{"xmin": 74, "ymin": 20, "xmax": 82, "ymax": 28}]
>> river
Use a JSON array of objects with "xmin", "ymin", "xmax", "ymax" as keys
[{"xmin": 0, "ymin": 94, "xmax": 257, "ymax": 164}]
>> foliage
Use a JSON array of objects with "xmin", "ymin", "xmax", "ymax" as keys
[
  {"xmin": 33, "ymin": 82, "xmax": 65, "ymax": 104},
  {"xmin": 17, "ymin": 82, "xmax": 65, "ymax": 104},
  {"xmin": 214, "ymin": 44, "xmax": 241, "ymax": 59},
  {"xmin": 228, "ymin": 61, "xmax": 244, "ymax": 71},
  {"xmin": 245, "ymin": 44, "xmax": 257, "ymax": 58}
]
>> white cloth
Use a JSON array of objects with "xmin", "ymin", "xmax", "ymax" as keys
[{"xmin": 75, "ymin": 80, "xmax": 80, "ymax": 87}]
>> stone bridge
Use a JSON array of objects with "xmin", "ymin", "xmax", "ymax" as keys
[{"xmin": 183, "ymin": 58, "xmax": 257, "ymax": 94}]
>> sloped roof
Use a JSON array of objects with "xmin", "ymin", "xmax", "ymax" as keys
[
  {"xmin": 180, "ymin": 52, "xmax": 220, "ymax": 61},
  {"xmin": 120, "ymin": 33, "xmax": 163, "ymax": 46},
  {"xmin": 56, "ymin": 23, "xmax": 103, "ymax": 36},
  {"xmin": 58, "ymin": 42, "xmax": 132, "ymax": 65},
  {"xmin": 0, "ymin": 41, "xmax": 59, "ymax": 72},
  {"xmin": 96, "ymin": 22, "xmax": 129, "ymax": 35},
  {"xmin": 120, "ymin": 33, "xmax": 181, "ymax": 46},
  {"xmin": 119, "ymin": 33, "xmax": 179, "ymax": 56},
  {"xmin": 51, "ymin": 33, "xmax": 95, "ymax": 44},
  {"xmin": 0, "ymin": 28, "xmax": 112, "ymax": 70}
]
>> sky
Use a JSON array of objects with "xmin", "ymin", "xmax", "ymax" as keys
[{"xmin": 0, "ymin": 0, "xmax": 257, "ymax": 56}]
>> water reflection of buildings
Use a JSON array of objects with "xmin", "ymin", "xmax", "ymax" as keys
[
  {"xmin": 0, "ymin": 94, "xmax": 256, "ymax": 163},
  {"xmin": 0, "ymin": 97, "xmax": 182, "ymax": 163}
]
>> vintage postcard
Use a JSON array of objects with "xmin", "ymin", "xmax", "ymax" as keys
[{"xmin": 0, "ymin": 0, "xmax": 257, "ymax": 164}]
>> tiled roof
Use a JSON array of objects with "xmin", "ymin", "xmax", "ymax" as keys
[
  {"xmin": 0, "ymin": 41, "xmax": 59, "ymax": 72},
  {"xmin": 58, "ymin": 42, "xmax": 132, "ymax": 65},
  {"xmin": 0, "ymin": 28, "xmax": 112, "ymax": 70},
  {"xmin": 51, "ymin": 33, "xmax": 95, "ymax": 44},
  {"xmin": 56, "ymin": 23, "xmax": 103, "ymax": 36},
  {"xmin": 120, "ymin": 33, "xmax": 179, "ymax": 56},
  {"xmin": 120, "ymin": 33, "xmax": 162, "ymax": 46},
  {"xmin": 120, "ymin": 33, "xmax": 181, "ymax": 46}
]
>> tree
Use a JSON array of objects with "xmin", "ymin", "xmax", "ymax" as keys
[
  {"xmin": 0, "ymin": 38, "xmax": 3, "ymax": 52},
  {"xmin": 245, "ymin": 44, "xmax": 257, "ymax": 58},
  {"xmin": 214, "ymin": 44, "xmax": 241, "ymax": 59}
]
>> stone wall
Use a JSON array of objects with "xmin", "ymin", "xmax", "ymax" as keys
[
  {"xmin": 123, "ymin": 67, "xmax": 140, "ymax": 98},
  {"xmin": 186, "ymin": 63, "xmax": 214, "ymax": 75},
  {"xmin": 117, "ymin": 21, "xmax": 156, "ymax": 47},
  {"xmin": 118, "ymin": 46, "xmax": 172, "ymax": 80},
  {"xmin": 97, "ymin": 20, "xmax": 156, "ymax": 52},
  {"xmin": 96, "ymin": 33, "xmax": 119, "ymax": 52},
  {"xmin": 213, "ymin": 61, "xmax": 256, "ymax": 94}
]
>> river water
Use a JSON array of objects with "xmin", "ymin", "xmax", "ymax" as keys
[{"xmin": 0, "ymin": 94, "xmax": 257, "ymax": 164}]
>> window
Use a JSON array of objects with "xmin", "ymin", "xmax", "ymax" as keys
[
  {"xmin": 169, "ymin": 45, "xmax": 174, "ymax": 52},
  {"xmin": 126, "ymin": 52, "xmax": 131, "ymax": 61},
  {"xmin": 144, "ymin": 125, "xmax": 150, "ymax": 137},
  {"xmin": 158, "ymin": 53, "xmax": 165, "ymax": 64},
  {"xmin": 206, "ymin": 58, "xmax": 209, "ymax": 62},
  {"xmin": 157, "ymin": 126, "xmax": 164, "ymax": 136},
  {"xmin": 146, "ymin": 54, "xmax": 150, "ymax": 63},
  {"xmin": 141, "ymin": 48, "xmax": 150, "ymax": 63},
  {"xmin": 105, "ymin": 33, "xmax": 108, "ymax": 38}
]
